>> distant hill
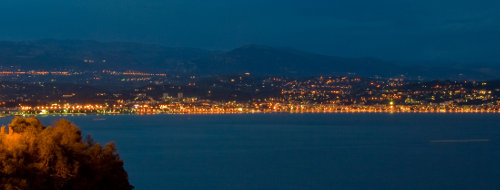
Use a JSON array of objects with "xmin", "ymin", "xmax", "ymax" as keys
[
  {"xmin": 195, "ymin": 44, "xmax": 402, "ymax": 76},
  {"xmin": 0, "ymin": 40, "xmax": 213, "ymax": 72},
  {"xmin": 0, "ymin": 40, "xmax": 497, "ymax": 79}
]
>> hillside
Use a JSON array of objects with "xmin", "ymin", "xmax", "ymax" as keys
[{"xmin": 0, "ymin": 40, "xmax": 497, "ymax": 79}]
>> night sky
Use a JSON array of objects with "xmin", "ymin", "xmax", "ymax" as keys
[{"xmin": 1, "ymin": 0, "xmax": 499, "ymax": 63}]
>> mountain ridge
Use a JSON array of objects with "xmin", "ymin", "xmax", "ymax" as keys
[{"xmin": 0, "ymin": 40, "xmax": 497, "ymax": 79}]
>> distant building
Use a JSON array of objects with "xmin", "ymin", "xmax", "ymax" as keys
[{"xmin": 177, "ymin": 92, "xmax": 183, "ymax": 99}]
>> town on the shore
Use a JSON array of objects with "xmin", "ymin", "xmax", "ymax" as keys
[{"xmin": 1, "ymin": 70, "xmax": 498, "ymax": 115}]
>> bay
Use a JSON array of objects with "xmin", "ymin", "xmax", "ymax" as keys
[{"xmin": 1, "ymin": 113, "xmax": 499, "ymax": 190}]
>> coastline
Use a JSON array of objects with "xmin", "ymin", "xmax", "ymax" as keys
[{"xmin": 2, "ymin": 109, "xmax": 499, "ymax": 117}]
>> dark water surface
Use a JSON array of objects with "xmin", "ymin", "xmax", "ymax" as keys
[{"xmin": 1, "ymin": 114, "xmax": 499, "ymax": 190}]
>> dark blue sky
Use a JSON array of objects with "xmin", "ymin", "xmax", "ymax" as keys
[{"xmin": 1, "ymin": 0, "xmax": 499, "ymax": 63}]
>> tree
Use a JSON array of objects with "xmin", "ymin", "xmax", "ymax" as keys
[{"xmin": 0, "ymin": 117, "xmax": 133, "ymax": 190}]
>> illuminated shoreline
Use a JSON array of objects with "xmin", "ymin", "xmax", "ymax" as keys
[
  {"xmin": 0, "ymin": 101, "xmax": 495, "ymax": 116},
  {"xmin": 5, "ymin": 108, "xmax": 499, "ymax": 117}
]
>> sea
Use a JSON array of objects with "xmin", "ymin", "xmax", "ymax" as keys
[{"xmin": 1, "ymin": 113, "xmax": 499, "ymax": 190}]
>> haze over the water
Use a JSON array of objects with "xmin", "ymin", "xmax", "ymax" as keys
[{"xmin": 1, "ymin": 0, "xmax": 500, "ymax": 64}]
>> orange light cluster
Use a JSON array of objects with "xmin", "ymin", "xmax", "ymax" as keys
[{"xmin": 122, "ymin": 72, "xmax": 167, "ymax": 77}]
